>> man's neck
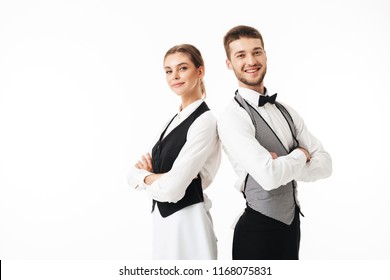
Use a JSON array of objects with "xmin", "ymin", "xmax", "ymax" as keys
[{"xmin": 238, "ymin": 84, "xmax": 265, "ymax": 95}]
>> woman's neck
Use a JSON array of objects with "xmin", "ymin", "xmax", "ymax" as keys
[{"xmin": 180, "ymin": 91, "xmax": 202, "ymax": 111}]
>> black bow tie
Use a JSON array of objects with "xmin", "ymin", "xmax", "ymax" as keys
[{"xmin": 258, "ymin": 93, "xmax": 277, "ymax": 107}]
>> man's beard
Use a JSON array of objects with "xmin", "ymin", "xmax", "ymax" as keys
[{"xmin": 234, "ymin": 65, "xmax": 267, "ymax": 87}]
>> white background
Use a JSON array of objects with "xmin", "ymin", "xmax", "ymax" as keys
[{"xmin": 1, "ymin": 0, "xmax": 389, "ymax": 260}]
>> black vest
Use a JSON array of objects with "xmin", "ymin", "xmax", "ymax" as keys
[{"xmin": 151, "ymin": 102, "xmax": 209, "ymax": 218}]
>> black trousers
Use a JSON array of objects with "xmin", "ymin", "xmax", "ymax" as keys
[{"xmin": 233, "ymin": 206, "xmax": 301, "ymax": 260}]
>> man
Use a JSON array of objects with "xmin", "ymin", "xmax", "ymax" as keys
[{"xmin": 217, "ymin": 25, "xmax": 332, "ymax": 260}]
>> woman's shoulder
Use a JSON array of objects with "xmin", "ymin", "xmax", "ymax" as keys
[{"xmin": 194, "ymin": 109, "xmax": 217, "ymax": 127}]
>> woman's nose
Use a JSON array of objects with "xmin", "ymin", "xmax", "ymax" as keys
[{"xmin": 172, "ymin": 71, "xmax": 180, "ymax": 80}]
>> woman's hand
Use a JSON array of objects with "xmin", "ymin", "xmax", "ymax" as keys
[
  {"xmin": 134, "ymin": 153, "xmax": 153, "ymax": 172},
  {"xmin": 134, "ymin": 153, "xmax": 165, "ymax": 185}
]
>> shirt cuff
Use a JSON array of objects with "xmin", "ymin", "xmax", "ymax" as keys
[
  {"xmin": 127, "ymin": 167, "xmax": 153, "ymax": 190},
  {"xmin": 137, "ymin": 170, "xmax": 153, "ymax": 190}
]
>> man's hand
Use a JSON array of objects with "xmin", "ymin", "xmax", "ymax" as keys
[{"xmin": 270, "ymin": 152, "xmax": 278, "ymax": 159}]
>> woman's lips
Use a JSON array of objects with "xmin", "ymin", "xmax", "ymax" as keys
[{"xmin": 172, "ymin": 82, "xmax": 184, "ymax": 88}]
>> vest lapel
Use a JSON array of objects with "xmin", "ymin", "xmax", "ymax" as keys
[{"xmin": 234, "ymin": 93, "xmax": 298, "ymax": 156}]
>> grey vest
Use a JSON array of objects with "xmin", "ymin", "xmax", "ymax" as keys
[{"xmin": 234, "ymin": 92, "xmax": 300, "ymax": 225}]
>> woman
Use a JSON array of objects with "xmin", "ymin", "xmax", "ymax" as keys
[{"xmin": 127, "ymin": 44, "xmax": 221, "ymax": 259}]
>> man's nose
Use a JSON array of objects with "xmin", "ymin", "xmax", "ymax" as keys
[{"xmin": 246, "ymin": 54, "xmax": 256, "ymax": 65}]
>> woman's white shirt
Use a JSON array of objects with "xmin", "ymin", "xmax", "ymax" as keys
[{"xmin": 127, "ymin": 99, "xmax": 221, "ymax": 203}]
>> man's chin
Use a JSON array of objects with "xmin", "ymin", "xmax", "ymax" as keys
[{"xmin": 240, "ymin": 78, "xmax": 263, "ymax": 87}]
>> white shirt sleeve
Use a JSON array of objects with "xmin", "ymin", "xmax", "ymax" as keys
[
  {"xmin": 217, "ymin": 102, "xmax": 308, "ymax": 191},
  {"xmin": 283, "ymin": 104, "xmax": 333, "ymax": 182},
  {"xmin": 126, "ymin": 119, "xmax": 169, "ymax": 191},
  {"xmin": 127, "ymin": 167, "xmax": 151, "ymax": 190},
  {"xmin": 145, "ymin": 112, "xmax": 221, "ymax": 203}
]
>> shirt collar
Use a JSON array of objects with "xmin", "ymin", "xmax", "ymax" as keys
[
  {"xmin": 177, "ymin": 99, "xmax": 204, "ymax": 120},
  {"xmin": 238, "ymin": 87, "xmax": 272, "ymax": 107}
]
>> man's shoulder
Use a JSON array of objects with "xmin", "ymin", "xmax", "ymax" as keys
[
  {"xmin": 274, "ymin": 101, "xmax": 300, "ymax": 120},
  {"xmin": 218, "ymin": 99, "xmax": 241, "ymax": 119},
  {"xmin": 217, "ymin": 99, "xmax": 252, "ymax": 129}
]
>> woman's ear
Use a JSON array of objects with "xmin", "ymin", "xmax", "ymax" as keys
[{"xmin": 198, "ymin": 66, "xmax": 205, "ymax": 78}]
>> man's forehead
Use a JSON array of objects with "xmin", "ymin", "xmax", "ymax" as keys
[{"xmin": 230, "ymin": 37, "xmax": 263, "ymax": 49}]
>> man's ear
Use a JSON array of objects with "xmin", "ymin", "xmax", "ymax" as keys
[{"xmin": 226, "ymin": 59, "xmax": 233, "ymax": 70}]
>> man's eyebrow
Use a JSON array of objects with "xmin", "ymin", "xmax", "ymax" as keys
[
  {"xmin": 253, "ymin": 47, "xmax": 264, "ymax": 51},
  {"xmin": 233, "ymin": 47, "xmax": 264, "ymax": 56},
  {"xmin": 233, "ymin": 50, "xmax": 245, "ymax": 56}
]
